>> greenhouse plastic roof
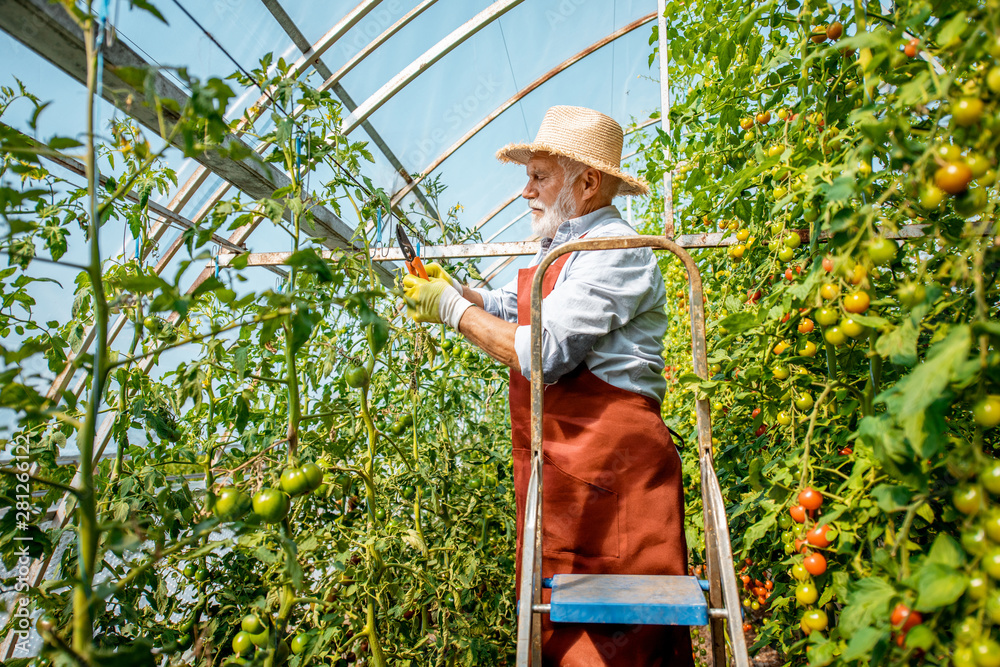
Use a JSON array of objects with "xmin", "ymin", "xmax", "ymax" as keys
[{"xmin": 0, "ymin": 0, "xmax": 666, "ymax": 296}]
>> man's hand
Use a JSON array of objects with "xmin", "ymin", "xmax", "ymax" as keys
[
  {"xmin": 403, "ymin": 274, "xmax": 473, "ymax": 328},
  {"xmin": 424, "ymin": 263, "xmax": 463, "ymax": 292}
]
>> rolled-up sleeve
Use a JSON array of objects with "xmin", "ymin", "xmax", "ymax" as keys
[
  {"xmin": 472, "ymin": 274, "xmax": 519, "ymax": 324},
  {"xmin": 513, "ymin": 244, "xmax": 660, "ymax": 383}
]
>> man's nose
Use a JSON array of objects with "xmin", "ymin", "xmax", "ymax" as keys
[{"xmin": 521, "ymin": 180, "xmax": 537, "ymax": 200}]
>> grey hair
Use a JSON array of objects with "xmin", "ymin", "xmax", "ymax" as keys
[{"xmin": 556, "ymin": 155, "xmax": 619, "ymax": 202}]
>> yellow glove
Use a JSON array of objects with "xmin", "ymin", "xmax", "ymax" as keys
[
  {"xmin": 402, "ymin": 274, "xmax": 473, "ymax": 328},
  {"xmin": 424, "ymin": 263, "xmax": 463, "ymax": 291},
  {"xmin": 403, "ymin": 274, "xmax": 449, "ymax": 324}
]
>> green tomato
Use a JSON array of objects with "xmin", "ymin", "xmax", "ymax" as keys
[
  {"xmin": 972, "ymin": 639, "xmax": 1000, "ymax": 667},
  {"xmin": 867, "ymin": 237, "xmax": 896, "ymax": 265},
  {"xmin": 249, "ymin": 628, "xmax": 269, "ymax": 648},
  {"xmin": 963, "ymin": 529, "xmax": 989, "ymax": 557},
  {"xmin": 982, "ymin": 462, "xmax": 1000, "ymax": 495},
  {"xmin": 988, "ymin": 67, "xmax": 1000, "ymax": 94},
  {"xmin": 344, "ymin": 365, "xmax": 369, "ymax": 389},
  {"xmin": 919, "ymin": 184, "xmax": 945, "ymax": 210},
  {"xmin": 232, "ymin": 631, "xmax": 254, "ymax": 656},
  {"xmin": 183, "ymin": 562, "xmax": 197, "ymax": 578},
  {"xmin": 795, "ymin": 582, "xmax": 819, "ymax": 605},
  {"xmin": 776, "ymin": 411, "xmax": 792, "ymax": 426},
  {"xmin": 954, "ymin": 485, "xmax": 983, "ymax": 516},
  {"xmin": 280, "ymin": 467, "xmax": 311, "ymax": 496},
  {"xmin": 956, "ymin": 618, "xmax": 981, "ymax": 645},
  {"xmin": 954, "ymin": 647, "xmax": 976, "ymax": 667},
  {"xmin": 840, "ymin": 318, "xmax": 866, "ymax": 339},
  {"xmin": 300, "ymin": 463, "xmax": 324, "ymax": 491},
  {"xmin": 800, "ymin": 609, "xmax": 828, "ymax": 632},
  {"xmin": 195, "ymin": 568, "xmax": 208, "ymax": 582},
  {"xmin": 983, "ymin": 548, "xmax": 1000, "ymax": 579},
  {"xmin": 797, "ymin": 341, "xmax": 818, "ymax": 357},
  {"xmin": 974, "ymin": 396, "xmax": 1000, "ymax": 429},
  {"xmin": 791, "ymin": 564, "xmax": 810, "ymax": 581},
  {"xmin": 783, "ymin": 232, "xmax": 801, "ymax": 249},
  {"xmin": 814, "ymin": 307, "xmax": 839, "ymax": 327},
  {"xmin": 985, "ymin": 512, "xmax": 1000, "ymax": 542},
  {"xmin": 969, "ymin": 572, "xmax": 989, "ymax": 599},
  {"xmin": 214, "ymin": 486, "xmax": 250, "ymax": 521},
  {"xmin": 823, "ymin": 326, "xmax": 847, "ymax": 346},
  {"xmin": 143, "ymin": 315, "xmax": 163, "ymax": 334},
  {"xmin": 290, "ymin": 632, "xmax": 310, "ymax": 655},
  {"xmin": 966, "ymin": 152, "xmax": 991, "ymax": 179},
  {"xmin": 773, "ymin": 365, "xmax": 790, "ymax": 380},
  {"xmin": 896, "ymin": 282, "xmax": 927, "ymax": 308},
  {"xmin": 987, "ymin": 592, "xmax": 1000, "ymax": 624},
  {"xmin": 952, "ymin": 97, "xmax": 984, "ymax": 127},
  {"xmin": 777, "ymin": 247, "xmax": 796, "ymax": 262},
  {"xmin": 252, "ymin": 488, "xmax": 290, "ymax": 523},
  {"xmin": 241, "ymin": 614, "xmax": 264, "ymax": 634},
  {"xmin": 794, "ymin": 393, "xmax": 814, "ymax": 411},
  {"xmin": 402, "ymin": 485, "xmax": 416, "ymax": 500}
]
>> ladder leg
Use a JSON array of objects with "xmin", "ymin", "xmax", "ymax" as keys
[
  {"xmin": 516, "ymin": 462, "xmax": 541, "ymax": 667},
  {"xmin": 702, "ymin": 455, "xmax": 728, "ymax": 667}
]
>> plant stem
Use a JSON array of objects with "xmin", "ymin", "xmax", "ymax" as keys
[{"xmin": 73, "ymin": 12, "xmax": 108, "ymax": 654}]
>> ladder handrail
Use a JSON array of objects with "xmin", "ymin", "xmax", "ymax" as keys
[{"xmin": 518, "ymin": 234, "xmax": 748, "ymax": 667}]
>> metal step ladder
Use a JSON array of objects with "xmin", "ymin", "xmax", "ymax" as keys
[{"xmin": 516, "ymin": 235, "xmax": 749, "ymax": 667}]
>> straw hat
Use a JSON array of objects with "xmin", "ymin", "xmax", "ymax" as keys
[{"xmin": 496, "ymin": 105, "xmax": 649, "ymax": 197}]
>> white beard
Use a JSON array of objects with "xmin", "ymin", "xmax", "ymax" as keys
[{"xmin": 529, "ymin": 182, "xmax": 578, "ymax": 239}]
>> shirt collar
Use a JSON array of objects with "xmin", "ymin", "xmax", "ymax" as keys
[{"xmin": 539, "ymin": 205, "xmax": 623, "ymax": 253}]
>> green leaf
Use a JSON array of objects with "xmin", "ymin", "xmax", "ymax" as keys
[
  {"xmin": 872, "ymin": 484, "xmax": 911, "ymax": 512},
  {"xmin": 911, "ymin": 562, "xmax": 966, "ymax": 611},
  {"xmin": 936, "ymin": 10, "xmax": 967, "ymax": 46},
  {"xmin": 718, "ymin": 311, "xmax": 757, "ymax": 335},
  {"xmin": 878, "ymin": 325, "xmax": 971, "ymax": 419},
  {"xmin": 874, "ymin": 319, "xmax": 918, "ymax": 366},
  {"xmin": 284, "ymin": 248, "xmax": 334, "ymax": 283},
  {"xmin": 839, "ymin": 577, "xmax": 895, "ymax": 636},
  {"xmin": 840, "ymin": 627, "xmax": 885, "ymax": 661},
  {"xmin": 741, "ymin": 503, "xmax": 777, "ymax": 552},
  {"xmin": 927, "ymin": 534, "xmax": 965, "ymax": 568},
  {"xmin": 111, "ymin": 274, "xmax": 169, "ymax": 294},
  {"xmin": 290, "ymin": 306, "xmax": 318, "ymax": 354}
]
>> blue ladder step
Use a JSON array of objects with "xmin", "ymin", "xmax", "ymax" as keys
[{"xmin": 549, "ymin": 574, "xmax": 709, "ymax": 626}]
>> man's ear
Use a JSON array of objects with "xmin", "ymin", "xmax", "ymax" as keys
[{"xmin": 580, "ymin": 168, "xmax": 603, "ymax": 201}]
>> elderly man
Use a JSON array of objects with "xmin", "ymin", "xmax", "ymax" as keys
[{"xmin": 404, "ymin": 106, "xmax": 693, "ymax": 666}]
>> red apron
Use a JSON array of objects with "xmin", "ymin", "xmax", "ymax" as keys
[{"xmin": 511, "ymin": 254, "xmax": 694, "ymax": 667}]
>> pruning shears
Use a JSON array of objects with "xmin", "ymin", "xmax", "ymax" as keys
[{"xmin": 396, "ymin": 224, "xmax": 428, "ymax": 280}]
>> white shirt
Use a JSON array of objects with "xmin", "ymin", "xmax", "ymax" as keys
[{"xmin": 474, "ymin": 205, "xmax": 669, "ymax": 403}]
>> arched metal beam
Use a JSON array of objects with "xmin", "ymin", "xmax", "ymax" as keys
[
  {"xmin": 341, "ymin": 0, "xmax": 525, "ymax": 135},
  {"xmin": 390, "ymin": 11, "xmax": 657, "ymax": 207},
  {"xmin": 261, "ymin": 0, "xmax": 441, "ymax": 221},
  {"xmin": 317, "ymin": 0, "xmax": 440, "ymax": 95}
]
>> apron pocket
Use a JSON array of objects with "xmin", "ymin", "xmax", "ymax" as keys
[{"xmin": 542, "ymin": 458, "xmax": 620, "ymax": 558}]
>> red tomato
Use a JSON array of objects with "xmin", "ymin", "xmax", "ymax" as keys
[
  {"xmin": 790, "ymin": 505, "xmax": 807, "ymax": 523},
  {"xmin": 751, "ymin": 408, "xmax": 761, "ymax": 418},
  {"xmin": 803, "ymin": 552, "xmax": 827, "ymax": 576},
  {"xmin": 891, "ymin": 603, "xmax": 922, "ymax": 632},
  {"xmin": 806, "ymin": 524, "xmax": 834, "ymax": 548},
  {"xmin": 798, "ymin": 487, "xmax": 823, "ymax": 511},
  {"xmin": 822, "ymin": 256, "xmax": 834, "ymax": 272}
]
